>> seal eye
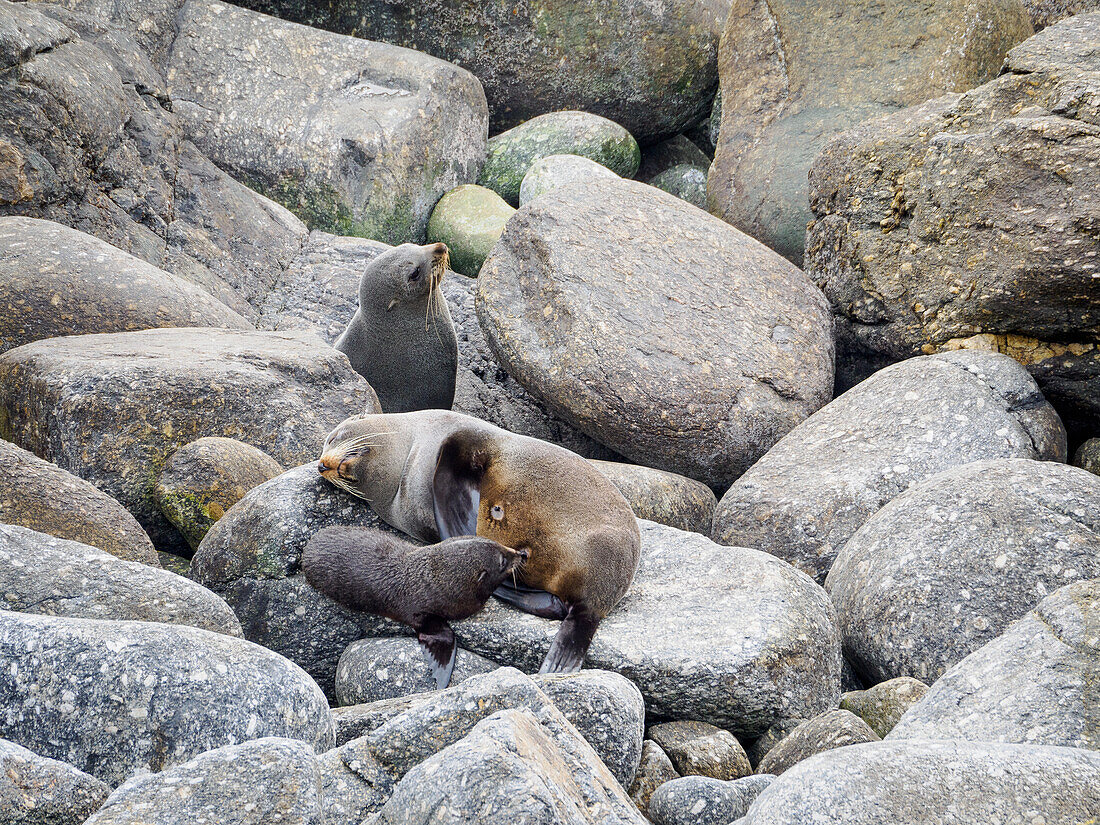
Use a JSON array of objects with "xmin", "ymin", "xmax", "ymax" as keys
[
  {"xmin": 490, "ymin": 504, "xmax": 504, "ymax": 521},
  {"xmin": 408, "ymin": 269, "xmax": 421, "ymax": 283}
]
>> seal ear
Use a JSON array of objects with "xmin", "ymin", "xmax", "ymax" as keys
[{"xmin": 433, "ymin": 432, "xmax": 488, "ymax": 539}]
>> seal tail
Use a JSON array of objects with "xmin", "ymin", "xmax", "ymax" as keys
[
  {"xmin": 538, "ymin": 603, "xmax": 599, "ymax": 675},
  {"xmin": 416, "ymin": 615, "xmax": 458, "ymax": 689}
]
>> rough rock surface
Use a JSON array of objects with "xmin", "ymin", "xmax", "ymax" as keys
[
  {"xmin": 0, "ymin": 610, "xmax": 334, "ymax": 786},
  {"xmin": 0, "ymin": 737, "xmax": 109, "ymax": 825},
  {"xmin": 454, "ymin": 520, "xmax": 842, "ymax": 735},
  {"xmin": 755, "ymin": 710, "xmax": 879, "ymax": 776},
  {"xmin": 887, "ymin": 578, "xmax": 1100, "ymax": 750},
  {"xmin": 648, "ymin": 721, "xmax": 751, "ymax": 781},
  {"xmin": 0, "ymin": 438, "xmax": 158, "ymax": 565},
  {"xmin": 1025, "ymin": 0, "xmax": 1100, "ymax": 28},
  {"xmin": 477, "ymin": 177, "xmax": 835, "ymax": 487},
  {"xmin": 712, "ymin": 351, "xmax": 1067, "ymax": 582},
  {"xmin": 627, "ymin": 740, "xmax": 679, "ymax": 815},
  {"xmin": 648, "ymin": 165, "xmax": 708, "ymax": 210},
  {"xmin": 649, "ymin": 775, "xmax": 774, "ymax": 825},
  {"xmin": 519, "ymin": 154, "xmax": 620, "ymax": 206},
  {"xmin": 154, "ymin": 437, "xmax": 283, "ymax": 551},
  {"xmin": 426, "ymin": 185, "xmax": 514, "ymax": 277},
  {"xmin": 745, "ymin": 718, "xmax": 804, "ymax": 768},
  {"xmin": 710, "ymin": 0, "xmax": 1032, "ymax": 264},
  {"xmin": 806, "ymin": 15, "xmax": 1100, "ymax": 439},
  {"xmin": 0, "ymin": 524, "xmax": 241, "ymax": 636},
  {"xmin": 0, "ymin": 216, "xmax": 250, "ymax": 353},
  {"xmin": 0, "ymin": 328, "xmax": 379, "ymax": 551},
  {"xmin": 166, "ymin": 0, "xmax": 487, "ymax": 243},
  {"xmin": 1077, "ymin": 438, "xmax": 1100, "ymax": 475},
  {"xmin": 590, "ymin": 460, "xmax": 717, "ymax": 535},
  {"xmin": 827, "ymin": 459, "xmax": 1100, "ymax": 683},
  {"xmin": 637, "ymin": 135, "xmax": 711, "ymax": 182},
  {"xmin": 839, "ymin": 677, "xmax": 929, "ymax": 738}
]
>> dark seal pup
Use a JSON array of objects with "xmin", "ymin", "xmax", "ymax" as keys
[
  {"xmin": 334, "ymin": 242, "xmax": 457, "ymax": 413},
  {"xmin": 302, "ymin": 525, "xmax": 524, "ymax": 688}
]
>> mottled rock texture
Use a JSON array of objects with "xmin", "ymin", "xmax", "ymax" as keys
[
  {"xmin": 650, "ymin": 775, "xmax": 774, "ymax": 825},
  {"xmin": 648, "ymin": 721, "xmax": 751, "ymax": 781},
  {"xmin": 712, "ymin": 351, "xmax": 1066, "ymax": 582},
  {"xmin": 648, "ymin": 165, "xmax": 708, "ymax": 210},
  {"xmin": 754, "ymin": 710, "xmax": 879, "ymax": 776},
  {"xmin": 590, "ymin": 460, "xmax": 717, "ymax": 535},
  {"xmin": 1025, "ymin": 0, "xmax": 1100, "ymax": 27},
  {"xmin": 426, "ymin": 185, "xmax": 514, "ymax": 277},
  {"xmin": 0, "ymin": 737, "xmax": 109, "ymax": 825},
  {"xmin": 839, "ymin": 677, "xmax": 929, "ymax": 738},
  {"xmin": 1077, "ymin": 437, "xmax": 1100, "ymax": 475},
  {"xmin": 519, "ymin": 154, "xmax": 620, "ymax": 206},
  {"xmin": 627, "ymin": 740, "xmax": 679, "ymax": 815},
  {"xmin": 637, "ymin": 135, "xmax": 710, "ymax": 182}
]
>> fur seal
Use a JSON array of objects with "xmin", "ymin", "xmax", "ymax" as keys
[
  {"xmin": 334, "ymin": 242, "xmax": 457, "ymax": 413},
  {"xmin": 317, "ymin": 410, "xmax": 641, "ymax": 673},
  {"xmin": 302, "ymin": 525, "xmax": 524, "ymax": 688}
]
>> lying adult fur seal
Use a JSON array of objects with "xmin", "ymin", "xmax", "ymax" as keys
[
  {"xmin": 302, "ymin": 525, "xmax": 524, "ymax": 688},
  {"xmin": 334, "ymin": 242, "xmax": 457, "ymax": 413},
  {"xmin": 317, "ymin": 410, "xmax": 641, "ymax": 673}
]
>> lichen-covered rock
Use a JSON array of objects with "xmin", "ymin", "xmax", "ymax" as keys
[
  {"xmin": 0, "ymin": 524, "xmax": 241, "ymax": 636},
  {"xmin": 0, "ymin": 328, "xmax": 379, "ymax": 551},
  {"xmin": 712, "ymin": 351, "xmax": 1066, "ymax": 582},
  {"xmin": 166, "ymin": 0, "xmax": 487, "ymax": 243},
  {"xmin": 154, "ymin": 437, "xmax": 283, "ymax": 551},
  {"xmin": 0, "ymin": 611, "xmax": 334, "ymax": 786},
  {"xmin": 0, "ymin": 737, "xmax": 109, "ymax": 825},
  {"xmin": 650, "ymin": 775, "xmax": 775, "ymax": 825},
  {"xmin": 826, "ymin": 459, "xmax": 1100, "ymax": 683},
  {"xmin": 648, "ymin": 721, "xmax": 751, "ymax": 781},
  {"xmin": 1075, "ymin": 437, "xmax": 1100, "ymax": 475},
  {"xmin": 755, "ymin": 710, "xmax": 879, "ymax": 776},
  {"xmin": 84, "ymin": 738, "xmax": 323, "ymax": 824},
  {"xmin": 886, "ymin": 579, "xmax": 1100, "ymax": 750},
  {"xmin": 839, "ymin": 677, "xmax": 929, "ymax": 739},
  {"xmin": 589, "ymin": 460, "xmax": 716, "ymax": 535},
  {"xmin": 0, "ymin": 438, "xmax": 158, "ymax": 566},
  {"xmin": 479, "ymin": 113, "xmax": 640, "ymax": 205},
  {"xmin": 518, "ymin": 154, "xmax": 620, "ymax": 206},
  {"xmin": 710, "ymin": 0, "xmax": 1032, "ymax": 264},
  {"xmin": 648, "ymin": 165, "xmax": 708, "ymax": 210},
  {"xmin": 627, "ymin": 740, "xmax": 679, "ymax": 815},
  {"xmin": 477, "ymin": 177, "xmax": 834, "ymax": 487},
  {"xmin": 426, "ymin": 185, "xmax": 515, "ymax": 277}
]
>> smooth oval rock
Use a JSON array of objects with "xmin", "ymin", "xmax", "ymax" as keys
[
  {"xmin": 650, "ymin": 775, "xmax": 775, "ymax": 825},
  {"xmin": 628, "ymin": 740, "xmax": 680, "ymax": 815},
  {"xmin": 713, "ymin": 350, "xmax": 1067, "ymax": 582},
  {"xmin": 827, "ymin": 458, "xmax": 1100, "ymax": 683},
  {"xmin": 648, "ymin": 165, "xmax": 708, "ymax": 210},
  {"xmin": 477, "ymin": 177, "xmax": 835, "ymax": 488},
  {"xmin": 590, "ymin": 460, "xmax": 716, "ymax": 534},
  {"xmin": 839, "ymin": 677, "xmax": 929, "ymax": 739},
  {"xmin": 648, "ymin": 721, "xmax": 751, "ymax": 781},
  {"xmin": 426, "ymin": 184, "xmax": 515, "ymax": 277},
  {"xmin": 0, "ymin": 737, "xmax": 109, "ymax": 825},
  {"xmin": 1075, "ymin": 437, "xmax": 1100, "ymax": 475},
  {"xmin": 0, "ymin": 611, "xmax": 334, "ymax": 786},
  {"xmin": 755, "ymin": 710, "xmax": 879, "ymax": 776},
  {"xmin": 518, "ymin": 153, "xmax": 620, "ymax": 206}
]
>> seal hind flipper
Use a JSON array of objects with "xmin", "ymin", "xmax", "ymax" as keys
[
  {"xmin": 432, "ymin": 432, "xmax": 489, "ymax": 539},
  {"xmin": 538, "ymin": 604, "xmax": 600, "ymax": 674},
  {"xmin": 416, "ymin": 616, "xmax": 458, "ymax": 689},
  {"xmin": 493, "ymin": 582, "xmax": 569, "ymax": 619}
]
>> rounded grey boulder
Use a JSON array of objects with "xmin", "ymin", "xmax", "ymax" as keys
[
  {"xmin": 839, "ymin": 677, "xmax": 929, "ymax": 738},
  {"xmin": 754, "ymin": 709, "xmax": 879, "ymax": 776},
  {"xmin": 1075, "ymin": 437, "xmax": 1100, "ymax": 475},
  {"xmin": 519, "ymin": 154, "xmax": 619, "ymax": 206},
  {"xmin": 0, "ymin": 737, "xmax": 109, "ymax": 825},
  {"xmin": 648, "ymin": 721, "xmax": 751, "ymax": 781},
  {"xmin": 650, "ymin": 775, "xmax": 774, "ymax": 825}
]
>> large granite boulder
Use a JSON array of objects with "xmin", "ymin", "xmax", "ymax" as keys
[
  {"xmin": 806, "ymin": 14, "xmax": 1100, "ymax": 440},
  {"xmin": 1025, "ymin": 0, "xmax": 1100, "ymax": 28},
  {"xmin": 166, "ymin": 0, "xmax": 487, "ymax": 243},
  {"xmin": 827, "ymin": 459, "xmax": 1100, "ymax": 683},
  {"xmin": 709, "ymin": 0, "xmax": 1032, "ymax": 264},
  {"xmin": 229, "ymin": 0, "xmax": 728, "ymax": 143},
  {"xmin": 0, "ymin": 611, "xmax": 334, "ymax": 786},
  {"xmin": 518, "ymin": 154, "xmax": 621, "ymax": 207},
  {"xmin": 712, "ymin": 351, "xmax": 1067, "ymax": 582},
  {"xmin": 0, "ymin": 737, "xmax": 109, "ymax": 825},
  {"xmin": 0, "ymin": 328, "xmax": 379, "ymax": 551},
  {"xmin": 477, "ymin": 177, "xmax": 835, "ymax": 487},
  {"xmin": 887, "ymin": 578, "xmax": 1100, "ymax": 750}
]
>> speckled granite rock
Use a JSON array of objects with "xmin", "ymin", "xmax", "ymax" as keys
[
  {"xmin": 648, "ymin": 165, "xmax": 708, "ymax": 210},
  {"xmin": 155, "ymin": 437, "xmax": 283, "ymax": 551},
  {"xmin": 477, "ymin": 177, "xmax": 834, "ymax": 487},
  {"xmin": 627, "ymin": 740, "xmax": 679, "ymax": 815},
  {"xmin": 426, "ymin": 185, "xmax": 515, "ymax": 277},
  {"xmin": 827, "ymin": 459, "xmax": 1100, "ymax": 683},
  {"xmin": 519, "ymin": 154, "xmax": 619, "ymax": 206},
  {"xmin": 650, "ymin": 775, "xmax": 774, "ymax": 825},
  {"xmin": 0, "ymin": 439, "xmax": 158, "ymax": 566},
  {"xmin": 839, "ymin": 677, "xmax": 929, "ymax": 738},
  {"xmin": 713, "ymin": 351, "xmax": 1067, "ymax": 582},
  {"xmin": 166, "ymin": 0, "xmax": 487, "ymax": 243},
  {"xmin": 0, "ymin": 611, "xmax": 334, "ymax": 786},
  {"xmin": 455, "ymin": 521, "xmax": 842, "ymax": 735},
  {"xmin": 590, "ymin": 460, "xmax": 716, "ymax": 534},
  {"xmin": 746, "ymin": 719, "xmax": 805, "ymax": 768},
  {"xmin": 739, "ymin": 740, "xmax": 1100, "ymax": 824},
  {"xmin": 1075, "ymin": 438, "xmax": 1100, "ymax": 475},
  {"xmin": 0, "ymin": 737, "xmax": 109, "ymax": 825},
  {"xmin": 84, "ymin": 738, "xmax": 322, "ymax": 824},
  {"xmin": 0, "ymin": 524, "xmax": 241, "ymax": 636},
  {"xmin": 0, "ymin": 328, "xmax": 379, "ymax": 552},
  {"xmin": 648, "ymin": 721, "xmax": 751, "ymax": 781},
  {"xmin": 1025, "ymin": 0, "xmax": 1100, "ymax": 28},
  {"xmin": 755, "ymin": 710, "xmax": 879, "ymax": 776},
  {"xmin": 887, "ymin": 579, "xmax": 1100, "ymax": 749}
]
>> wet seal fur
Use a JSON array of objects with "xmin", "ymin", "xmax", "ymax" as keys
[
  {"xmin": 317, "ymin": 410, "xmax": 642, "ymax": 673},
  {"xmin": 335, "ymin": 242, "xmax": 457, "ymax": 413},
  {"xmin": 302, "ymin": 525, "xmax": 523, "ymax": 688}
]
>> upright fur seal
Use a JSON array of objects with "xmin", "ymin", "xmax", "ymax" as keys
[
  {"xmin": 335, "ymin": 242, "xmax": 457, "ymax": 413},
  {"xmin": 302, "ymin": 525, "xmax": 524, "ymax": 688},
  {"xmin": 317, "ymin": 410, "xmax": 641, "ymax": 673}
]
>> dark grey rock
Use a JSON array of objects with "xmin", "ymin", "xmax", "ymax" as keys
[
  {"xmin": 713, "ymin": 351, "xmax": 1067, "ymax": 583},
  {"xmin": 826, "ymin": 459, "xmax": 1100, "ymax": 683},
  {"xmin": 746, "ymin": 719, "xmax": 805, "ymax": 769},
  {"xmin": 477, "ymin": 177, "xmax": 835, "ymax": 487},
  {"xmin": 637, "ymin": 135, "xmax": 710, "ymax": 182},
  {"xmin": 650, "ymin": 775, "xmax": 775, "ymax": 825},
  {"xmin": 0, "ymin": 610, "xmax": 334, "ymax": 787},
  {"xmin": 0, "ymin": 737, "xmax": 109, "ymax": 825},
  {"xmin": 519, "ymin": 153, "xmax": 619, "ymax": 206},
  {"xmin": 84, "ymin": 738, "xmax": 322, "ymax": 824},
  {"xmin": 648, "ymin": 165, "xmax": 708, "ymax": 210},
  {"xmin": 0, "ymin": 524, "xmax": 241, "ymax": 636},
  {"xmin": 589, "ymin": 460, "xmax": 716, "ymax": 535},
  {"xmin": 839, "ymin": 677, "xmax": 929, "ymax": 739},
  {"xmin": 1024, "ymin": 0, "xmax": 1100, "ymax": 28},
  {"xmin": 755, "ymin": 710, "xmax": 879, "ymax": 776},
  {"xmin": 627, "ymin": 740, "xmax": 679, "ymax": 815},
  {"xmin": 648, "ymin": 721, "xmax": 751, "ymax": 781},
  {"xmin": 1075, "ymin": 437, "xmax": 1100, "ymax": 475}
]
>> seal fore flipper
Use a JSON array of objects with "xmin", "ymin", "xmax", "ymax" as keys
[
  {"xmin": 432, "ymin": 431, "xmax": 486, "ymax": 539},
  {"xmin": 493, "ymin": 582, "xmax": 569, "ymax": 619},
  {"xmin": 416, "ymin": 616, "xmax": 458, "ymax": 689},
  {"xmin": 539, "ymin": 604, "xmax": 600, "ymax": 675}
]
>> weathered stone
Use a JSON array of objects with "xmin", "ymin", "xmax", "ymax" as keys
[
  {"xmin": 648, "ymin": 165, "xmax": 708, "ymax": 210},
  {"xmin": 712, "ymin": 351, "xmax": 1067, "ymax": 583},
  {"xmin": 650, "ymin": 775, "xmax": 774, "ymax": 825},
  {"xmin": 426, "ymin": 185, "xmax": 514, "ymax": 277},
  {"xmin": 84, "ymin": 738, "xmax": 322, "ymax": 824},
  {"xmin": 0, "ymin": 438, "xmax": 158, "ymax": 565},
  {"xmin": 649, "ymin": 721, "xmax": 751, "ymax": 781},
  {"xmin": 154, "ymin": 436, "xmax": 283, "ymax": 551},
  {"xmin": 637, "ymin": 135, "xmax": 710, "ymax": 182},
  {"xmin": 1024, "ymin": 0, "xmax": 1100, "ymax": 28},
  {"xmin": 1077, "ymin": 438, "xmax": 1100, "ymax": 475},
  {"xmin": 755, "ymin": 710, "xmax": 879, "ymax": 776},
  {"xmin": 745, "ymin": 719, "xmax": 804, "ymax": 769},
  {"xmin": 627, "ymin": 740, "xmax": 679, "ymax": 815},
  {"xmin": 0, "ymin": 524, "xmax": 241, "ymax": 636},
  {"xmin": 0, "ymin": 737, "xmax": 109, "ymax": 825},
  {"xmin": 477, "ymin": 177, "xmax": 834, "ymax": 487},
  {"xmin": 0, "ymin": 610, "xmax": 334, "ymax": 786},
  {"xmin": 589, "ymin": 460, "xmax": 716, "ymax": 534},
  {"xmin": 332, "ymin": 695, "xmax": 425, "ymax": 746},
  {"xmin": 0, "ymin": 328, "xmax": 379, "ymax": 551},
  {"xmin": 827, "ymin": 459, "xmax": 1100, "ymax": 683},
  {"xmin": 165, "ymin": 0, "xmax": 487, "ymax": 243},
  {"xmin": 887, "ymin": 579, "xmax": 1100, "ymax": 750},
  {"xmin": 710, "ymin": 0, "xmax": 1032, "ymax": 264},
  {"xmin": 839, "ymin": 677, "xmax": 929, "ymax": 739},
  {"xmin": 479, "ymin": 113, "xmax": 640, "ymax": 205},
  {"xmin": 519, "ymin": 154, "xmax": 620, "ymax": 206}
]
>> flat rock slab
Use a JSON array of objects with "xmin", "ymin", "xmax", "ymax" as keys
[
  {"xmin": 712, "ymin": 350, "xmax": 1067, "ymax": 582},
  {"xmin": 827, "ymin": 458, "xmax": 1100, "ymax": 683},
  {"xmin": 0, "ymin": 737, "xmax": 109, "ymax": 825},
  {"xmin": 477, "ymin": 177, "xmax": 835, "ymax": 487},
  {"xmin": 454, "ymin": 520, "xmax": 842, "ymax": 736},
  {"xmin": 0, "ymin": 327, "xmax": 379, "ymax": 551},
  {"xmin": 0, "ymin": 611, "xmax": 334, "ymax": 787}
]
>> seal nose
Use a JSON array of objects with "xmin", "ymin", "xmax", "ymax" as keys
[{"xmin": 317, "ymin": 461, "xmax": 327, "ymax": 475}]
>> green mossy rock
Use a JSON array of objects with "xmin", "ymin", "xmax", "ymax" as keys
[{"xmin": 427, "ymin": 185, "xmax": 515, "ymax": 277}]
